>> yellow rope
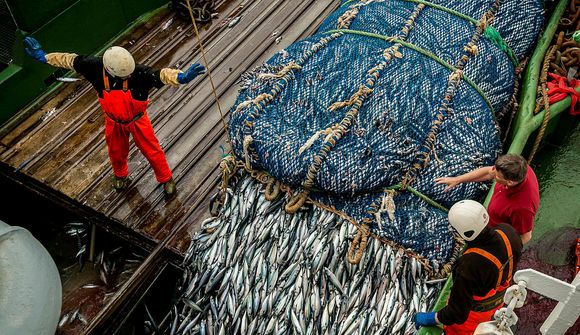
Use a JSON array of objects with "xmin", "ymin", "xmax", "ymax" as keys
[
  {"xmin": 528, "ymin": 45, "xmax": 557, "ymax": 163},
  {"xmin": 234, "ymin": 93, "xmax": 274, "ymax": 113},
  {"xmin": 327, "ymin": 86, "xmax": 372, "ymax": 111},
  {"xmin": 242, "ymin": 135, "xmax": 253, "ymax": 169},
  {"xmin": 185, "ymin": 0, "xmax": 231, "ymax": 148},
  {"xmin": 337, "ymin": 8, "xmax": 360, "ymax": 29},
  {"xmin": 347, "ymin": 224, "xmax": 370, "ymax": 264},
  {"xmin": 257, "ymin": 62, "xmax": 301, "ymax": 80}
]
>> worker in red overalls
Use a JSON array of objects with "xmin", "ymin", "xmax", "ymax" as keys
[
  {"xmin": 24, "ymin": 37, "xmax": 205, "ymax": 196},
  {"xmin": 415, "ymin": 200, "xmax": 523, "ymax": 334}
]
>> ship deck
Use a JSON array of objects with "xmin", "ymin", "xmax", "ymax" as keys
[{"xmin": 0, "ymin": 0, "xmax": 339, "ymax": 255}]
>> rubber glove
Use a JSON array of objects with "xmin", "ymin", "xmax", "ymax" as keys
[
  {"xmin": 24, "ymin": 37, "xmax": 47, "ymax": 63},
  {"xmin": 415, "ymin": 312, "xmax": 438, "ymax": 329},
  {"xmin": 177, "ymin": 63, "xmax": 206, "ymax": 84}
]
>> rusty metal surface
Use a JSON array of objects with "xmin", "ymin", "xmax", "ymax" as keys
[{"xmin": 0, "ymin": 0, "xmax": 339, "ymax": 256}]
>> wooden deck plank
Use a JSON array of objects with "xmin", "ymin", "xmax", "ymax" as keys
[
  {"xmin": 0, "ymin": 0, "xmax": 339, "ymax": 254},
  {"xmin": 102, "ymin": 0, "xmax": 323, "ymax": 220},
  {"xmin": 48, "ymin": 0, "xmax": 275, "ymax": 200}
]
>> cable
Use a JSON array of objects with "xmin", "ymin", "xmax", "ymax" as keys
[{"xmin": 185, "ymin": 0, "xmax": 232, "ymax": 148}]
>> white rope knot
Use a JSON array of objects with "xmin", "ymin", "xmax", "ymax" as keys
[
  {"xmin": 464, "ymin": 43, "xmax": 478, "ymax": 56},
  {"xmin": 298, "ymin": 125, "xmax": 342, "ymax": 154},
  {"xmin": 337, "ymin": 8, "xmax": 359, "ymax": 29},
  {"xmin": 449, "ymin": 70, "xmax": 463, "ymax": 82},
  {"xmin": 327, "ymin": 86, "xmax": 372, "ymax": 111},
  {"xmin": 234, "ymin": 93, "xmax": 273, "ymax": 113},
  {"xmin": 242, "ymin": 135, "xmax": 254, "ymax": 169},
  {"xmin": 258, "ymin": 62, "xmax": 301, "ymax": 80},
  {"xmin": 375, "ymin": 190, "xmax": 396, "ymax": 230}
]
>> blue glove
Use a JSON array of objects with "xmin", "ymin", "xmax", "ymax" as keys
[
  {"xmin": 415, "ymin": 312, "xmax": 438, "ymax": 329},
  {"xmin": 177, "ymin": 63, "xmax": 206, "ymax": 84},
  {"xmin": 24, "ymin": 37, "xmax": 47, "ymax": 63}
]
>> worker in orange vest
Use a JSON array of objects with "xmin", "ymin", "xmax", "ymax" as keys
[
  {"xmin": 24, "ymin": 37, "xmax": 205, "ymax": 196},
  {"xmin": 415, "ymin": 200, "xmax": 523, "ymax": 334}
]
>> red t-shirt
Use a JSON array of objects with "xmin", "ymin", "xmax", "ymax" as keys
[{"xmin": 487, "ymin": 166, "xmax": 539, "ymax": 235}]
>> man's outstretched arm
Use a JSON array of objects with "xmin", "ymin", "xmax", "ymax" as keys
[{"xmin": 434, "ymin": 166, "xmax": 495, "ymax": 191}]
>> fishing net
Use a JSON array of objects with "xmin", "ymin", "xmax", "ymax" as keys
[{"xmin": 226, "ymin": 0, "xmax": 544, "ymax": 270}]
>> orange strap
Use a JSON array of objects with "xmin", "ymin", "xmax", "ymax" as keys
[
  {"xmin": 496, "ymin": 230, "xmax": 514, "ymax": 283},
  {"xmin": 103, "ymin": 68, "xmax": 128, "ymax": 92},
  {"xmin": 464, "ymin": 248, "xmax": 503, "ymax": 288},
  {"xmin": 464, "ymin": 230, "xmax": 514, "ymax": 289}
]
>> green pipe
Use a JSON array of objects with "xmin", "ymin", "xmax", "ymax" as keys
[
  {"xmin": 0, "ymin": 5, "xmax": 168, "ymax": 139},
  {"xmin": 509, "ymin": 86, "xmax": 580, "ymax": 155},
  {"xmin": 510, "ymin": 0, "xmax": 568, "ymax": 144},
  {"xmin": 418, "ymin": 1, "xmax": 570, "ymax": 334}
]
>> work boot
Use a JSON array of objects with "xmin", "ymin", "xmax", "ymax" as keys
[
  {"xmin": 112, "ymin": 176, "xmax": 128, "ymax": 190},
  {"xmin": 163, "ymin": 178, "xmax": 177, "ymax": 196}
]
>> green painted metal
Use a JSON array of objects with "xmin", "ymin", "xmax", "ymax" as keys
[
  {"xmin": 0, "ymin": 0, "xmax": 167, "ymax": 127},
  {"xmin": 417, "ymin": 0, "xmax": 570, "ymax": 334}
]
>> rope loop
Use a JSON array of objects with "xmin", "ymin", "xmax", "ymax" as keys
[
  {"xmin": 212, "ymin": 155, "xmax": 238, "ymax": 214},
  {"xmin": 264, "ymin": 178, "xmax": 281, "ymax": 201},
  {"xmin": 242, "ymin": 135, "xmax": 254, "ymax": 169},
  {"xmin": 285, "ymin": 191, "xmax": 309, "ymax": 214},
  {"xmin": 347, "ymin": 224, "xmax": 370, "ymax": 264}
]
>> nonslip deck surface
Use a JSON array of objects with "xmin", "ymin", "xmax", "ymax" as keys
[{"xmin": 0, "ymin": 0, "xmax": 339, "ymax": 253}]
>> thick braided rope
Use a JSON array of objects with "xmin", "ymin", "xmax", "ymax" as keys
[
  {"xmin": 400, "ymin": 0, "xmax": 500, "ymax": 190},
  {"xmin": 341, "ymin": 0, "xmax": 518, "ymax": 65},
  {"xmin": 324, "ymin": 28, "xmax": 496, "ymax": 115},
  {"xmin": 237, "ymin": 33, "xmax": 343, "ymax": 167},
  {"xmin": 528, "ymin": 45, "xmax": 557, "ymax": 163}
]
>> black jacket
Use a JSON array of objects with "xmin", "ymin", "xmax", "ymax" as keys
[
  {"xmin": 437, "ymin": 223, "xmax": 523, "ymax": 325},
  {"xmin": 73, "ymin": 55, "xmax": 164, "ymax": 101}
]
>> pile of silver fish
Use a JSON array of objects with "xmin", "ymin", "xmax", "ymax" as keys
[{"xmin": 168, "ymin": 173, "xmax": 442, "ymax": 334}]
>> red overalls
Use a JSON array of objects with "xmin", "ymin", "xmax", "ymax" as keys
[
  {"xmin": 97, "ymin": 69, "xmax": 172, "ymax": 183},
  {"xmin": 444, "ymin": 230, "xmax": 514, "ymax": 335}
]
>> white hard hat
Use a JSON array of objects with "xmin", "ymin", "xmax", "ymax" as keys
[
  {"xmin": 103, "ymin": 46, "xmax": 135, "ymax": 78},
  {"xmin": 448, "ymin": 200, "xmax": 489, "ymax": 241}
]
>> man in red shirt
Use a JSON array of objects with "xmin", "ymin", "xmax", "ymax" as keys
[{"xmin": 435, "ymin": 154, "xmax": 539, "ymax": 244}]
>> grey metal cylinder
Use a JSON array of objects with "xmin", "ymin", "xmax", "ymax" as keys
[{"xmin": 0, "ymin": 219, "xmax": 62, "ymax": 335}]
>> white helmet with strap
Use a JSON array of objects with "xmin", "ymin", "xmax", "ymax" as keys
[
  {"xmin": 103, "ymin": 46, "xmax": 135, "ymax": 78},
  {"xmin": 448, "ymin": 199, "xmax": 489, "ymax": 241}
]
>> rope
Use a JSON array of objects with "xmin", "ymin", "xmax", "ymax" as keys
[
  {"xmin": 242, "ymin": 135, "xmax": 253, "ymax": 169},
  {"xmin": 484, "ymin": 26, "xmax": 519, "ymax": 65},
  {"xmin": 340, "ymin": 0, "xmax": 479, "ymax": 27},
  {"xmin": 528, "ymin": 45, "xmax": 557, "ymax": 163},
  {"xmin": 327, "ymin": 86, "xmax": 373, "ymax": 111},
  {"xmin": 218, "ymin": 155, "xmax": 237, "ymax": 205},
  {"xmin": 340, "ymin": 0, "xmax": 517, "ymax": 65},
  {"xmin": 285, "ymin": 191, "xmax": 308, "ymax": 213},
  {"xmin": 374, "ymin": 190, "xmax": 396, "ymax": 230},
  {"xmin": 347, "ymin": 224, "xmax": 370, "ymax": 264},
  {"xmin": 264, "ymin": 178, "xmax": 281, "ymax": 201},
  {"xmin": 185, "ymin": 0, "xmax": 231, "ymax": 147},
  {"xmin": 324, "ymin": 29, "xmax": 496, "ymax": 115},
  {"xmin": 257, "ymin": 62, "xmax": 302, "ymax": 80},
  {"xmin": 386, "ymin": 184, "xmax": 449, "ymax": 212},
  {"xmin": 573, "ymin": 30, "xmax": 580, "ymax": 44},
  {"xmin": 337, "ymin": 8, "xmax": 360, "ymax": 29},
  {"xmin": 298, "ymin": 125, "xmax": 340, "ymax": 154},
  {"xmin": 234, "ymin": 93, "xmax": 274, "ymax": 113}
]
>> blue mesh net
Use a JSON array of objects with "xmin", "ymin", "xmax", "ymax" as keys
[{"xmin": 227, "ymin": 0, "xmax": 543, "ymax": 266}]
